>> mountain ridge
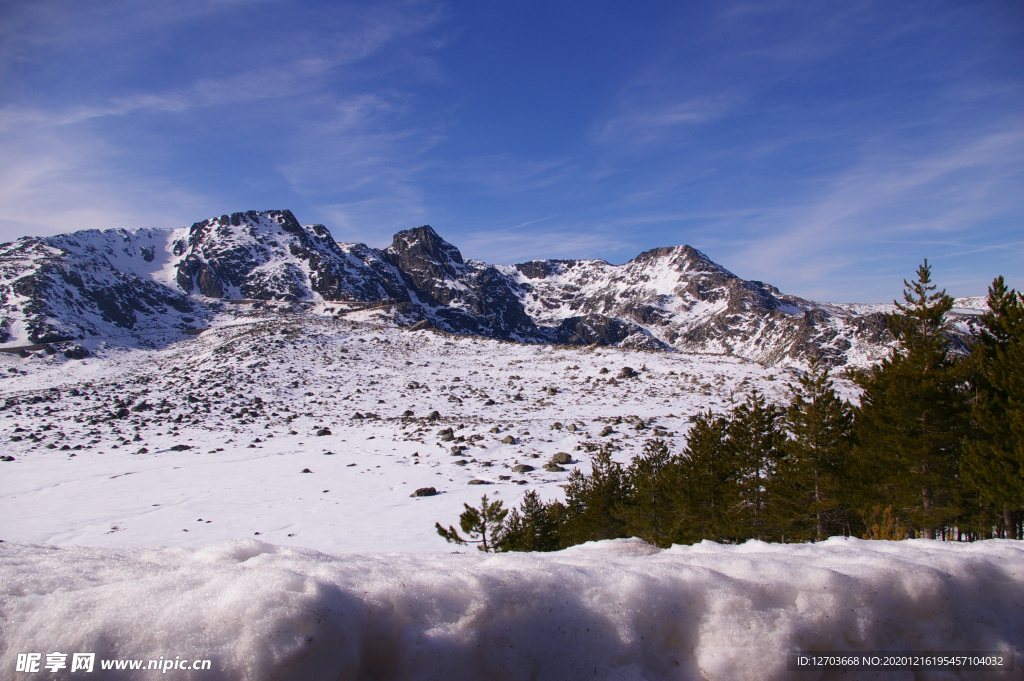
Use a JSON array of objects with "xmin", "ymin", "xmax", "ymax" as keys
[{"xmin": 0, "ymin": 209, "xmax": 983, "ymax": 366}]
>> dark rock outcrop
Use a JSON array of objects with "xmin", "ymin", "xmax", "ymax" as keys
[{"xmin": 384, "ymin": 226, "xmax": 538, "ymax": 340}]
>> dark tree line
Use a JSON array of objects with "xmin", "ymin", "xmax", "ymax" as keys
[{"xmin": 437, "ymin": 264, "xmax": 1024, "ymax": 549}]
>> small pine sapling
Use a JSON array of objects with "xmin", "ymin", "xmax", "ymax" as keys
[{"xmin": 435, "ymin": 495, "xmax": 508, "ymax": 552}]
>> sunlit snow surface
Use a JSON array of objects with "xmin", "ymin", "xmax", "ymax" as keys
[
  {"xmin": 0, "ymin": 310, "xmax": 819, "ymax": 552},
  {"xmin": 1, "ymin": 538, "xmax": 1021, "ymax": 680}
]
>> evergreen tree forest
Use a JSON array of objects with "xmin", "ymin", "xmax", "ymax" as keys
[{"xmin": 437, "ymin": 265, "xmax": 1024, "ymax": 550}]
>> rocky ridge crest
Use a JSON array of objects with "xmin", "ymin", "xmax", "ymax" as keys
[{"xmin": 0, "ymin": 210, "xmax": 982, "ymax": 366}]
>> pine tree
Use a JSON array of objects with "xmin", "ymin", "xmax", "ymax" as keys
[
  {"xmin": 499, "ymin": 490, "xmax": 562, "ymax": 551},
  {"xmin": 436, "ymin": 495, "xmax": 508, "ymax": 552},
  {"xmin": 962, "ymin": 276, "xmax": 1024, "ymax": 539},
  {"xmin": 671, "ymin": 411, "xmax": 735, "ymax": 543},
  {"xmin": 616, "ymin": 439, "xmax": 678, "ymax": 547},
  {"xmin": 774, "ymin": 360, "xmax": 854, "ymax": 541},
  {"xmin": 889, "ymin": 259, "xmax": 956, "ymax": 350},
  {"xmin": 854, "ymin": 261, "xmax": 968, "ymax": 539},
  {"xmin": 559, "ymin": 446, "xmax": 627, "ymax": 546},
  {"xmin": 725, "ymin": 390, "xmax": 785, "ymax": 541}
]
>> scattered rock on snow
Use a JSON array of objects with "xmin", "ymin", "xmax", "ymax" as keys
[
  {"xmin": 63, "ymin": 345, "xmax": 89, "ymax": 360},
  {"xmin": 412, "ymin": 487, "xmax": 438, "ymax": 497}
]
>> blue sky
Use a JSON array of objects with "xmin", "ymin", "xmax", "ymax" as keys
[{"xmin": 1, "ymin": 0, "xmax": 1021, "ymax": 302}]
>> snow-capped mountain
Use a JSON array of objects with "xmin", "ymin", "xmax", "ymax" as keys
[
  {"xmin": 0, "ymin": 209, "xmax": 983, "ymax": 365},
  {"xmin": 174, "ymin": 210, "xmax": 409, "ymax": 303},
  {"xmin": 501, "ymin": 246, "xmax": 896, "ymax": 363},
  {"xmin": 0, "ymin": 227, "xmax": 198, "ymax": 346}
]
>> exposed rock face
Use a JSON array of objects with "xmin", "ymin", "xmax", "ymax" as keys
[
  {"xmin": 0, "ymin": 210, "xmax": 984, "ymax": 366},
  {"xmin": 384, "ymin": 226, "xmax": 537, "ymax": 340},
  {"xmin": 552, "ymin": 315, "xmax": 648, "ymax": 346}
]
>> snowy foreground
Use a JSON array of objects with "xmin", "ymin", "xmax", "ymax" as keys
[
  {"xmin": 2, "ymin": 312, "xmax": 1021, "ymax": 679},
  {"xmin": 2, "ymin": 537, "xmax": 1021, "ymax": 680}
]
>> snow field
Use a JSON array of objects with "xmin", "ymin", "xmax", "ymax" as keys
[
  {"xmin": 0, "ymin": 313, "xmax": 810, "ymax": 553},
  {"xmin": 1, "ymin": 538, "xmax": 1021, "ymax": 680}
]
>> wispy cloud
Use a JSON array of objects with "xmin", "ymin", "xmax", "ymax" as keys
[
  {"xmin": 438, "ymin": 155, "xmax": 578, "ymax": 198},
  {"xmin": 457, "ymin": 227, "xmax": 633, "ymax": 266},
  {"xmin": 0, "ymin": 0, "xmax": 448, "ymax": 240},
  {"xmin": 315, "ymin": 189, "xmax": 429, "ymax": 248},
  {"xmin": 508, "ymin": 215, "xmax": 558, "ymax": 230},
  {"xmin": 722, "ymin": 119, "xmax": 1024, "ymax": 301},
  {"xmin": 594, "ymin": 94, "xmax": 740, "ymax": 146}
]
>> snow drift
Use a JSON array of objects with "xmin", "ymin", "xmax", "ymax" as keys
[{"xmin": 1, "ymin": 538, "xmax": 1021, "ymax": 680}]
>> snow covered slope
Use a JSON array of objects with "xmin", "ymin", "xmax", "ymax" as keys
[
  {"xmin": 0, "ymin": 209, "xmax": 988, "ymax": 365},
  {"xmin": 1, "ymin": 538, "xmax": 1020, "ymax": 680},
  {"xmin": 0, "ymin": 311, "xmax": 808, "ymax": 552}
]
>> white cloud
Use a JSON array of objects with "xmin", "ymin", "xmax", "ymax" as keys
[{"xmin": 0, "ymin": 116, "xmax": 217, "ymax": 239}]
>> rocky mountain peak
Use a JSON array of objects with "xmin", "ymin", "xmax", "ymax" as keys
[
  {"xmin": 387, "ymin": 226, "xmax": 464, "ymax": 270},
  {"xmin": 628, "ymin": 245, "xmax": 733, "ymax": 277},
  {"xmin": 175, "ymin": 209, "xmax": 367, "ymax": 301},
  {"xmin": 186, "ymin": 210, "xmax": 296, "ymax": 244}
]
